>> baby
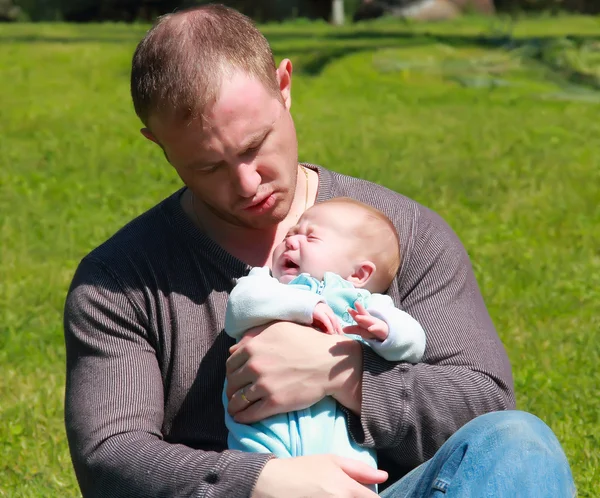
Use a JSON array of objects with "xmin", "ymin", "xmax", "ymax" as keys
[{"xmin": 222, "ymin": 197, "xmax": 426, "ymax": 483}]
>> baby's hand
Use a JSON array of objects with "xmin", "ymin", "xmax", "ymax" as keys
[
  {"xmin": 343, "ymin": 301, "xmax": 389, "ymax": 341},
  {"xmin": 312, "ymin": 303, "xmax": 343, "ymax": 335}
]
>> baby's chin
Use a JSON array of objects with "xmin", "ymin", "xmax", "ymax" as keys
[{"xmin": 276, "ymin": 274, "xmax": 297, "ymax": 284}]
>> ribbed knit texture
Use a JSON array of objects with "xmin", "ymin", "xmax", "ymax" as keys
[{"xmin": 64, "ymin": 164, "xmax": 514, "ymax": 497}]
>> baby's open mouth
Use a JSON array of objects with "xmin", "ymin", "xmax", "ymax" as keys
[{"xmin": 284, "ymin": 258, "xmax": 299, "ymax": 269}]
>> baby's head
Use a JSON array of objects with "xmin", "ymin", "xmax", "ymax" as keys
[{"xmin": 272, "ymin": 198, "xmax": 400, "ymax": 293}]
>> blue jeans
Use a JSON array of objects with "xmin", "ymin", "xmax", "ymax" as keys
[{"xmin": 380, "ymin": 410, "xmax": 575, "ymax": 497}]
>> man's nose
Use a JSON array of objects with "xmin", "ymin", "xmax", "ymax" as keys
[{"xmin": 232, "ymin": 161, "xmax": 260, "ymax": 198}]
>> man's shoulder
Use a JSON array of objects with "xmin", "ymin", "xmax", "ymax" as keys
[
  {"xmin": 313, "ymin": 164, "xmax": 464, "ymax": 276},
  {"xmin": 312, "ymin": 163, "xmax": 439, "ymax": 229},
  {"xmin": 82, "ymin": 189, "xmax": 185, "ymax": 270}
]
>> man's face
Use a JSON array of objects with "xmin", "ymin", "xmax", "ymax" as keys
[
  {"xmin": 272, "ymin": 203, "xmax": 361, "ymax": 284},
  {"xmin": 147, "ymin": 66, "xmax": 299, "ymax": 230}
]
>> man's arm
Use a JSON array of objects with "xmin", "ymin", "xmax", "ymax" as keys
[{"xmin": 64, "ymin": 258, "xmax": 272, "ymax": 498}]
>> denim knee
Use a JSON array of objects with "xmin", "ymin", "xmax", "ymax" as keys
[
  {"xmin": 379, "ymin": 410, "xmax": 575, "ymax": 498},
  {"xmin": 471, "ymin": 410, "xmax": 565, "ymax": 455}
]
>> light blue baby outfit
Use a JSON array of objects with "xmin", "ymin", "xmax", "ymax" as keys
[{"xmin": 223, "ymin": 267, "xmax": 426, "ymax": 481}]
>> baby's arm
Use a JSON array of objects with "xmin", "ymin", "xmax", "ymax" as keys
[
  {"xmin": 224, "ymin": 267, "xmax": 324, "ymax": 340},
  {"xmin": 345, "ymin": 295, "xmax": 426, "ymax": 363}
]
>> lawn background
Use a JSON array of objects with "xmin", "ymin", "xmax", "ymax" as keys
[{"xmin": 1, "ymin": 14, "xmax": 599, "ymax": 497}]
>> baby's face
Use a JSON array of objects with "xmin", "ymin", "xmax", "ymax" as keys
[{"xmin": 272, "ymin": 203, "xmax": 361, "ymax": 283}]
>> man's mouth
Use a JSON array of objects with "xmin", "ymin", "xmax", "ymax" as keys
[{"xmin": 243, "ymin": 193, "xmax": 274, "ymax": 211}]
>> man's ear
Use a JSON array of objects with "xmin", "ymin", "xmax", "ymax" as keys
[
  {"xmin": 276, "ymin": 58, "xmax": 293, "ymax": 110},
  {"xmin": 347, "ymin": 261, "xmax": 376, "ymax": 288},
  {"xmin": 140, "ymin": 127, "xmax": 159, "ymax": 144}
]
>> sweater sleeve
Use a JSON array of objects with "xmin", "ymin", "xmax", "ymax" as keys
[
  {"xmin": 363, "ymin": 294, "xmax": 426, "ymax": 363},
  {"xmin": 64, "ymin": 258, "xmax": 273, "ymax": 498},
  {"xmin": 344, "ymin": 208, "xmax": 515, "ymax": 471},
  {"xmin": 224, "ymin": 267, "xmax": 324, "ymax": 340}
]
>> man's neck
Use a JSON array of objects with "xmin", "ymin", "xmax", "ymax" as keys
[
  {"xmin": 202, "ymin": 217, "xmax": 289, "ymax": 268},
  {"xmin": 182, "ymin": 166, "xmax": 317, "ymax": 268}
]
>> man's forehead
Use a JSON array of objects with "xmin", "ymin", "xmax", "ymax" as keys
[
  {"xmin": 153, "ymin": 100, "xmax": 278, "ymax": 159},
  {"xmin": 151, "ymin": 71, "xmax": 277, "ymax": 129},
  {"xmin": 196, "ymin": 79, "xmax": 279, "ymax": 139},
  {"xmin": 209, "ymin": 72, "xmax": 276, "ymax": 116}
]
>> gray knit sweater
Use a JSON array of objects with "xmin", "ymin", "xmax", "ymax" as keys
[{"xmin": 64, "ymin": 164, "xmax": 514, "ymax": 497}]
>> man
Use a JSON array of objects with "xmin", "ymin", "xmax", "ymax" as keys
[{"xmin": 64, "ymin": 5, "xmax": 574, "ymax": 497}]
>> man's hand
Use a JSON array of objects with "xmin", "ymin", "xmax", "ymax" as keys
[
  {"xmin": 226, "ymin": 322, "xmax": 363, "ymax": 423},
  {"xmin": 344, "ymin": 301, "xmax": 389, "ymax": 341},
  {"xmin": 313, "ymin": 302, "xmax": 344, "ymax": 334},
  {"xmin": 252, "ymin": 455, "xmax": 387, "ymax": 498}
]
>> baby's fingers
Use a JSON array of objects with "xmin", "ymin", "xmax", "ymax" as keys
[
  {"xmin": 366, "ymin": 320, "xmax": 389, "ymax": 341},
  {"xmin": 353, "ymin": 314, "xmax": 378, "ymax": 328},
  {"xmin": 322, "ymin": 315, "xmax": 336, "ymax": 334},
  {"xmin": 343, "ymin": 325, "xmax": 367, "ymax": 337},
  {"xmin": 333, "ymin": 315, "xmax": 344, "ymax": 334},
  {"xmin": 314, "ymin": 310, "xmax": 333, "ymax": 334},
  {"xmin": 353, "ymin": 301, "xmax": 368, "ymax": 315}
]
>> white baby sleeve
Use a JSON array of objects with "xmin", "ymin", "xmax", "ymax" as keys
[
  {"xmin": 364, "ymin": 294, "xmax": 426, "ymax": 363},
  {"xmin": 224, "ymin": 266, "xmax": 324, "ymax": 340}
]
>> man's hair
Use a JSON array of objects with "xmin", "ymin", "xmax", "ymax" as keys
[
  {"xmin": 131, "ymin": 4, "xmax": 280, "ymax": 127},
  {"xmin": 318, "ymin": 197, "xmax": 401, "ymax": 292}
]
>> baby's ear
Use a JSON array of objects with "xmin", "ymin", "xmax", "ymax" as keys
[{"xmin": 347, "ymin": 261, "xmax": 376, "ymax": 288}]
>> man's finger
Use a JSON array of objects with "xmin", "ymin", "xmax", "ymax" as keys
[
  {"xmin": 228, "ymin": 327, "xmax": 262, "ymax": 355},
  {"xmin": 225, "ymin": 363, "xmax": 256, "ymax": 398},
  {"xmin": 233, "ymin": 398, "xmax": 273, "ymax": 424},
  {"xmin": 228, "ymin": 382, "xmax": 265, "ymax": 415},
  {"xmin": 226, "ymin": 346, "xmax": 250, "ymax": 374},
  {"xmin": 335, "ymin": 456, "xmax": 388, "ymax": 485}
]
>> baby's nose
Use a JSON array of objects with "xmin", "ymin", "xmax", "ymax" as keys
[{"xmin": 286, "ymin": 235, "xmax": 300, "ymax": 249}]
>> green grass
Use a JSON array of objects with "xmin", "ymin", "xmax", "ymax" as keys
[{"xmin": 1, "ymin": 14, "xmax": 599, "ymax": 496}]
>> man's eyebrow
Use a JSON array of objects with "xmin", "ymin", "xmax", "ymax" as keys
[
  {"xmin": 239, "ymin": 129, "xmax": 269, "ymax": 152},
  {"xmin": 182, "ymin": 129, "xmax": 270, "ymax": 169}
]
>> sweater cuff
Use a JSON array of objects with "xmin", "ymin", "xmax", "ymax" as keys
[
  {"xmin": 344, "ymin": 344, "xmax": 409, "ymax": 450},
  {"xmin": 200, "ymin": 451, "xmax": 275, "ymax": 498},
  {"xmin": 297, "ymin": 293, "xmax": 326, "ymax": 325}
]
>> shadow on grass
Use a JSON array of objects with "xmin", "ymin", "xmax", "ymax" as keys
[
  {"xmin": 272, "ymin": 31, "xmax": 600, "ymax": 91},
  {"xmin": 3, "ymin": 30, "xmax": 599, "ymax": 90},
  {"xmin": 0, "ymin": 34, "xmax": 143, "ymax": 44},
  {"xmin": 265, "ymin": 29, "xmax": 600, "ymax": 46}
]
